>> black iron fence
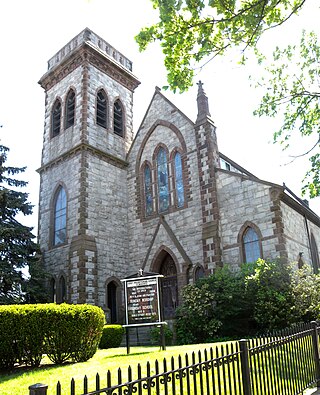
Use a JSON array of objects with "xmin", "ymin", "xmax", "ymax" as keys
[{"xmin": 29, "ymin": 321, "xmax": 320, "ymax": 395}]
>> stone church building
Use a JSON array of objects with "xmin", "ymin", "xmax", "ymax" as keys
[{"xmin": 37, "ymin": 28, "xmax": 320, "ymax": 323}]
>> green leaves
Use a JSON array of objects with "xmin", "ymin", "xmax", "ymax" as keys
[
  {"xmin": 253, "ymin": 30, "xmax": 320, "ymax": 198},
  {"xmin": 136, "ymin": 0, "xmax": 306, "ymax": 92}
]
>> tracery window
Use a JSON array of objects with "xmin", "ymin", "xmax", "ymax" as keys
[
  {"xmin": 53, "ymin": 186, "xmax": 67, "ymax": 246},
  {"xmin": 51, "ymin": 99, "xmax": 61, "ymax": 137},
  {"xmin": 174, "ymin": 152, "xmax": 184, "ymax": 208},
  {"xmin": 243, "ymin": 227, "xmax": 261, "ymax": 263},
  {"xmin": 144, "ymin": 164, "xmax": 153, "ymax": 216},
  {"xmin": 65, "ymin": 89, "xmax": 75, "ymax": 129},
  {"xmin": 113, "ymin": 100, "xmax": 124, "ymax": 136},
  {"xmin": 96, "ymin": 89, "xmax": 107, "ymax": 128},
  {"xmin": 157, "ymin": 148, "xmax": 169, "ymax": 213}
]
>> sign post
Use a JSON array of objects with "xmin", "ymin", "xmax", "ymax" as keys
[{"xmin": 121, "ymin": 271, "xmax": 166, "ymax": 353}]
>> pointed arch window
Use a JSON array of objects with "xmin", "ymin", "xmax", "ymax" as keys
[
  {"xmin": 96, "ymin": 89, "xmax": 107, "ymax": 128},
  {"xmin": 243, "ymin": 227, "xmax": 261, "ymax": 263},
  {"xmin": 58, "ymin": 275, "xmax": 66, "ymax": 303},
  {"xmin": 113, "ymin": 100, "xmax": 124, "ymax": 136},
  {"xmin": 51, "ymin": 100, "xmax": 61, "ymax": 137},
  {"xmin": 144, "ymin": 164, "xmax": 153, "ymax": 216},
  {"xmin": 174, "ymin": 152, "xmax": 184, "ymax": 208},
  {"xmin": 157, "ymin": 148, "xmax": 169, "ymax": 213},
  {"xmin": 53, "ymin": 186, "xmax": 67, "ymax": 246},
  {"xmin": 49, "ymin": 277, "xmax": 56, "ymax": 302},
  {"xmin": 65, "ymin": 89, "xmax": 75, "ymax": 129}
]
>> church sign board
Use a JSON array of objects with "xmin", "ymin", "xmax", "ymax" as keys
[{"xmin": 122, "ymin": 272, "xmax": 164, "ymax": 327}]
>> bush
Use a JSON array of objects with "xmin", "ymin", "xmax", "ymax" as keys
[
  {"xmin": 176, "ymin": 259, "xmax": 320, "ymax": 343},
  {"xmin": 150, "ymin": 324, "xmax": 173, "ymax": 345},
  {"xmin": 0, "ymin": 303, "xmax": 105, "ymax": 370},
  {"xmin": 44, "ymin": 304, "xmax": 105, "ymax": 363},
  {"xmin": 99, "ymin": 325, "xmax": 124, "ymax": 349}
]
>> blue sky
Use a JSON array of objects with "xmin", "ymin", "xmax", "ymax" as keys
[{"xmin": 0, "ymin": 0, "xmax": 319, "ymax": 233}]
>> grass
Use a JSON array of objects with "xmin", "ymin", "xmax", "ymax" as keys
[{"xmin": 0, "ymin": 343, "xmax": 227, "ymax": 395}]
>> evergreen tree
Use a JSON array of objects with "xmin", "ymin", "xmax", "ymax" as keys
[{"xmin": 0, "ymin": 143, "xmax": 46, "ymax": 304}]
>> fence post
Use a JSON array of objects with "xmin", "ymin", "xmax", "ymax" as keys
[
  {"xmin": 239, "ymin": 339, "xmax": 252, "ymax": 395},
  {"xmin": 29, "ymin": 383, "xmax": 48, "ymax": 395},
  {"xmin": 311, "ymin": 321, "xmax": 320, "ymax": 388}
]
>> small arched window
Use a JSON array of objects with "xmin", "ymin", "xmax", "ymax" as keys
[
  {"xmin": 49, "ymin": 277, "xmax": 56, "ymax": 302},
  {"xmin": 157, "ymin": 148, "xmax": 169, "ymax": 213},
  {"xmin": 243, "ymin": 227, "xmax": 261, "ymax": 263},
  {"xmin": 174, "ymin": 152, "xmax": 184, "ymax": 208},
  {"xmin": 194, "ymin": 265, "xmax": 205, "ymax": 281},
  {"xmin": 144, "ymin": 164, "xmax": 153, "ymax": 216},
  {"xmin": 65, "ymin": 89, "xmax": 75, "ymax": 129},
  {"xmin": 96, "ymin": 89, "xmax": 107, "ymax": 128},
  {"xmin": 51, "ymin": 100, "xmax": 61, "ymax": 137},
  {"xmin": 58, "ymin": 275, "xmax": 66, "ymax": 303},
  {"xmin": 113, "ymin": 100, "xmax": 124, "ymax": 136},
  {"xmin": 53, "ymin": 186, "xmax": 67, "ymax": 246}
]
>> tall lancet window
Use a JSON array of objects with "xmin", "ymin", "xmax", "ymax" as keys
[
  {"xmin": 53, "ymin": 187, "xmax": 67, "ymax": 246},
  {"xmin": 157, "ymin": 148, "xmax": 169, "ymax": 212},
  {"xmin": 51, "ymin": 100, "xmax": 61, "ymax": 137},
  {"xmin": 243, "ymin": 227, "xmax": 261, "ymax": 263},
  {"xmin": 113, "ymin": 100, "xmax": 124, "ymax": 136},
  {"xmin": 96, "ymin": 89, "xmax": 107, "ymax": 128},
  {"xmin": 174, "ymin": 152, "xmax": 184, "ymax": 207},
  {"xmin": 144, "ymin": 164, "xmax": 153, "ymax": 216},
  {"xmin": 65, "ymin": 89, "xmax": 75, "ymax": 129}
]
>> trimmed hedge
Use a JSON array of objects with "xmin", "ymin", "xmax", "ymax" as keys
[
  {"xmin": 99, "ymin": 325, "xmax": 124, "ymax": 349},
  {"xmin": 0, "ymin": 303, "xmax": 105, "ymax": 370}
]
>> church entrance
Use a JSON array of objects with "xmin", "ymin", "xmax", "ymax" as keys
[{"xmin": 159, "ymin": 253, "xmax": 178, "ymax": 319}]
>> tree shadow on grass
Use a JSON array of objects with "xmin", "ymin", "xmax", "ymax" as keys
[{"xmin": 0, "ymin": 361, "xmax": 75, "ymax": 384}]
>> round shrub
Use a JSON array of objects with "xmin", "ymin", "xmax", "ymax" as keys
[
  {"xmin": 44, "ymin": 304, "xmax": 105, "ymax": 363},
  {"xmin": 99, "ymin": 325, "xmax": 124, "ymax": 349}
]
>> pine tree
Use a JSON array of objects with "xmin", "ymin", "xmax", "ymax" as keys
[{"xmin": 0, "ymin": 143, "xmax": 47, "ymax": 304}]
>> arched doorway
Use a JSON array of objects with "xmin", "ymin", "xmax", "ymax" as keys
[
  {"xmin": 107, "ymin": 281, "xmax": 118, "ymax": 323},
  {"xmin": 159, "ymin": 252, "xmax": 178, "ymax": 319}
]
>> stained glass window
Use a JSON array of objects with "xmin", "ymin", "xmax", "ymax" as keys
[
  {"xmin": 54, "ymin": 187, "xmax": 67, "ymax": 246},
  {"xmin": 174, "ymin": 152, "xmax": 184, "ymax": 207},
  {"xmin": 144, "ymin": 165, "xmax": 153, "ymax": 216},
  {"xmin": 243, "ymin": 227, "xmax": 261, "ymax": 263},
  {"xmin": 157, "ymin": 148, "xmax": 169, "ymax": 212}
]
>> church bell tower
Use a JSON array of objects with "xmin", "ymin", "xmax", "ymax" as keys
[{"xmin": 37, "ymin": 28, "xmax": 140, "ymax": 311}]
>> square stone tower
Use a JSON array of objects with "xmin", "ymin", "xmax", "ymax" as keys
[{"xmin": 38, "ymin": 28, "xmax": 140, "ymax": 321}]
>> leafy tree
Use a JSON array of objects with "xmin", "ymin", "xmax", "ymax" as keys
[
  {"xmin": 176, "ymin": 264, "xmax": 256, "ymax": 344},
  {"xmin": 246, "ymin": 259, "xmax": 297, "ymax": 331},
  {"xmin": 253, "ymin": 30, "xmax": 320, "ymax": 197},
  {"xmin": 0, "ymin": 143, "xmax": 46, "ymax": 304},
  {"xmin": 136, "ymin": 0, "xmax": 306, "ymax": 93}
]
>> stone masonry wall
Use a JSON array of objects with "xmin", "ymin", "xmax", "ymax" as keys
[
  {"xmin": 217, "ymin": 170, "xmax": 277, "ymax": 267},
  {"xmin": 281, "ymin": 203, "xmax": 320, "ymax": 266},
  {"xmin": 85, "ymin": 153, "xmax": 129, "ymax": 308}
]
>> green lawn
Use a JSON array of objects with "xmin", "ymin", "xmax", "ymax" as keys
[{"xmin": 0, "ymin": 344, "xmax": 226, "ymax": 395}]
